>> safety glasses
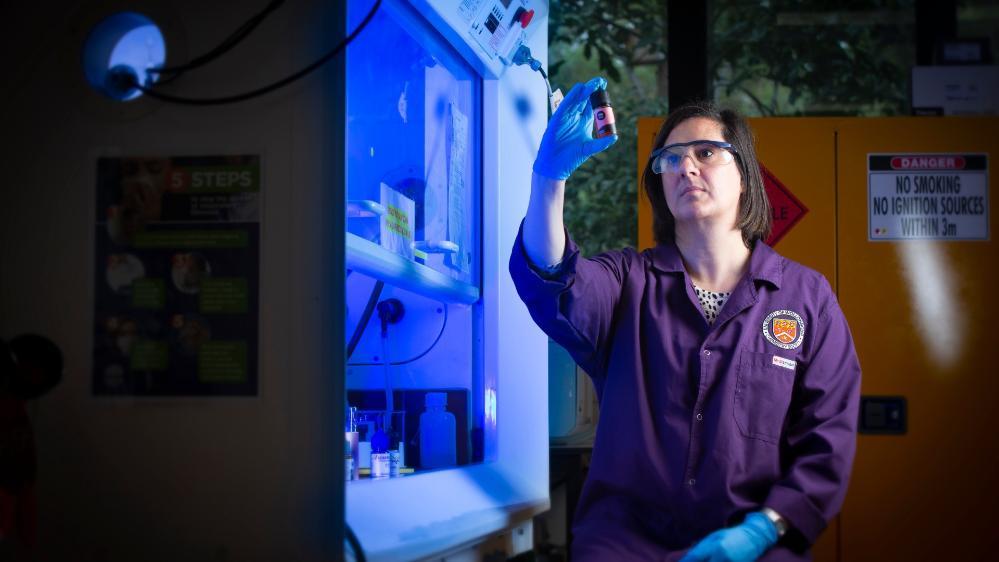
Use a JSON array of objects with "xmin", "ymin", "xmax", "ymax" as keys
[{"xmin": 649, "ymin": 140, "xmax": 739, "ymax": 174}]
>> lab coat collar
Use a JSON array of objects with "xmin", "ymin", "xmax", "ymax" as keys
[{"xmin": 647, "ymin": 239, "xmax": 782, "ymax": 289}]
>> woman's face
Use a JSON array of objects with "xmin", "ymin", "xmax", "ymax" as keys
[{"xmin": 659, "ymin": 117, "xmax": 743, "ymax": 227}]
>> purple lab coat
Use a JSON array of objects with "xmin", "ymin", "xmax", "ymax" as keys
[{"xmin": 510, "ymin": 225, "xmax": 861, "ymax": 561}]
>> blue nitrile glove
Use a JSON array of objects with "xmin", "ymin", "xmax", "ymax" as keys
[
  {"xmin": 532, "ymin": 76, "xmax": 619, "ymax": 180},
  {"xmin": 679, "ymin": 512, "xmax": 779, "ymax": 562}
]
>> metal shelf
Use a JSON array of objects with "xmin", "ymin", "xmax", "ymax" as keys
[{"xmin": 346, "ymin": 232, "xmax": 479, "ymax": 304}]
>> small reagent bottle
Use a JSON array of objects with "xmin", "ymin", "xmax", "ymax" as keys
[
  {"xmin": 389, "ymin": 450, "xmax": 401, "ymax": 478},
  {"xmin": 344, "ymin": 437, "xmax": 354, "ymax": 482},
  {"xmin": 419, "ymin": 392, "xmax": 456, "ymax": 469},
  {"xmin": 590, "ymin": 88, "xmax": 616, "ymax": 139},
  {"xmin": 370, "ymin": 426, "xmax": 390, "ymax": 479}
]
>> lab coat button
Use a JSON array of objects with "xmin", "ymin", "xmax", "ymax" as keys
[
  {"xmin": 696, "ymin": 413, "xmax": 703, "ymax": 421},
  {"xmin": 703, "ymin": 349, "xmax": 711, "ymax": 356},
  {"xmin": 688, "ymin": 478, "xmax": 696, "ymax": 486}
]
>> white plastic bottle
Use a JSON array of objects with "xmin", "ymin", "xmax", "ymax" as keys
[{"xmin": 419, "ymin": 392, "xmax": 456, "ymax": 469}]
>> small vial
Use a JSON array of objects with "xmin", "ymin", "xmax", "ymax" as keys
[
  {"xmin": 590, "ymin": 88, "xmax": 616, "ymax": 138},
  {"xmin": 345, "ymin": 437, "xmax": 354, "ymax": 481},
  {"xmin": 389, "ymin": 450, "xmax": 401, "ymax": 478},
  {"xmin": 345, "ymin": 406, "xmax": 359, "ymax": 480},
  {"xmin": 370, "ymin": 427, "xmax": 390, "ymax": 479},
  {"xmin": 371, "ymin": 452, "xmax": 389, "ymax": 479}
]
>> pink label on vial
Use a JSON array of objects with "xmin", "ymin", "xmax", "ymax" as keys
[
  {"xmin": 595, "ymin": 108, "xmax": 615, "ymax": 126},
  {"xmin": 594, "ymin": 106, "xmax": 616, "ymax": 138}
]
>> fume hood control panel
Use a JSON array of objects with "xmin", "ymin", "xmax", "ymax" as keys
[
  {"xmin": 418, "ymin": 0, "xmax": 548, "ymax": 76},
  {"xmin": 463, "ymin": 0, "xmax": 544, "ymax": 65}
]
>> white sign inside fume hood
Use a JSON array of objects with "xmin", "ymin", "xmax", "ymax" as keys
[
  {"xmin": 447, "ymin": 102, "xmax": 470, "ymax": 275},
  {"xmin": 868, "ymin": 153, "xmax": 990, "ymax": 241},
  {"xmin": 380, "ymin": 183, "xmax": 416, "ymax": 259}
]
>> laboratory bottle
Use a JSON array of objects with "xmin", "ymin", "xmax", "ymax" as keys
[
  {"xmin": 389, "ymin": 450, "xmax": 401, "ymax": 478},
  {"xmin": 370, "ymin": 426, "xmax": 390, "ymax": 479},
  {"xmin": 590, "ymin": 88, "xmax": 616, "ymax": 138},
  {"xmin": 419, "ymin": 392, "xmax": 456, "ymax": 469},
  {"xmin": 344, "ymin": 437, "xmax": 354, "ymax": 482},
  {"xmin": 345, "ymin": 406, "xmax": 359, "ymax": 480}
]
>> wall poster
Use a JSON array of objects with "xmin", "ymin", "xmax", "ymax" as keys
[{"xmin": 93, "ymin": 155, "xmax": 260, "ymax": 396}]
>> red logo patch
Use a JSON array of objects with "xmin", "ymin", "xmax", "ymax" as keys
[{"xmin": 772, "ymin": 318, "xmax": 797, "ymax": 344}]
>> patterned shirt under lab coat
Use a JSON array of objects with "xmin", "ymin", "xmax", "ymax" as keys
[{"xmin": 509, "ymin": 225, "xmax": 861, "ymax": 561}]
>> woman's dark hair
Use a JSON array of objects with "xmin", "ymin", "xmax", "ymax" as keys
[{"xmin": 641, "ymin": 100, "xmax": 771, "ymax": 248}]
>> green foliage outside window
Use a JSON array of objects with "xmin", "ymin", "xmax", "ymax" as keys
[
  {"xmin": 549, "ymin": 0, "xmax": 668, "ymax": 256},
  {"xmin": 548, "ymin": 0, "xmax": 915, "ymax": 255},
  {"xmin": 711, "ymin": 0, "xmax": 915, "ymax": 117}
]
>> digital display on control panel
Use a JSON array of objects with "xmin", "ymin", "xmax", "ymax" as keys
[{"xmin": 485, "ymin": 12, "xmax": 500, "ymax": 33}]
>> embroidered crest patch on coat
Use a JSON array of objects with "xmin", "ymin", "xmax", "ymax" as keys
[{"xmin": 763, "ymin": 309, "xmax": 806, "ymax": 350}]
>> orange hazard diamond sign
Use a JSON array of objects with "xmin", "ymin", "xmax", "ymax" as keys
[{"xmin": 761, "ymin": 163, "xmax": 808, "ymax": 246}]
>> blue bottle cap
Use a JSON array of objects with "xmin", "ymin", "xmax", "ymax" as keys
[
  {"xmin": 425, "ymin": 392, "xmax": 447, "ymax": 408},
  {"xmin": 371, "ymin": 428, "xmax": 389, "ymax": 453}
]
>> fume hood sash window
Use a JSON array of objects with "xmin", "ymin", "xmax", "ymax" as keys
[{"xmin": 346, "ymin": 0, "xmax": 482, "ymax": 304}]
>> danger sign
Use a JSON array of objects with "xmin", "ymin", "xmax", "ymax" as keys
[
  {"xmin": 761, "ymin": 164, "xmax": 808, "ymax": 246},
  {"xmin": 868, "ymin": 153, "xmax": 989, "ymax": 241}
]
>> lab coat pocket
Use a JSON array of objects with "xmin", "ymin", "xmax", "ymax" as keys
[{"xmin": 733, "ymin": 350, "xmax": 795, "ymax": 444}]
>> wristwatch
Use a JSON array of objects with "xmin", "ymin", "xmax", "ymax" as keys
[{"xmin": 761, "ymin": 507, "xmax": 789, "ymax": 538}]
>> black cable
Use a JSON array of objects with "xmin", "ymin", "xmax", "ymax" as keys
[
  {"xmin": 346, "ymin": 280, "xmax": 384, "ymax": 361},
  {"xmin": 346, "ymin": 304, "xmax": 447, "ymax": 366},
  {"xmin": 152, "ymin": 0, "xmax": 286, "ymax": 84},
  {"xmin": 511, "ymin": 45, "xmax": 555, "ymax": 117},
  {"xmin": 130, "ymin": 0, "xmax": 381, "ymax": 105},
  {"xmin": 345, "ymin": 523, "xmax": 367, "ymax": 562},
  {"xmin": 155, "ymin": 0, "xmax": 284, "ymax": 74},
  {"xmin": 541, "ymin": 69, "xmax": 555, "ymax": 118}
]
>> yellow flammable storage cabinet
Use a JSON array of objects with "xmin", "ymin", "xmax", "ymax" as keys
[{"xmin": 638, "ymin": 116, "xmax": 999, "ymax": 561}]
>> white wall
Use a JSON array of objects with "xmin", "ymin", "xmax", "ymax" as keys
[{"xmin": 0, "ymin": 1, "xmax": 344, "ymax": 560}]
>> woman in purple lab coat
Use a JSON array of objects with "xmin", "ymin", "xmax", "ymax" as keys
[{"xmin": 509, "ymin": 77, "xmax": 861, "ymax": 561}]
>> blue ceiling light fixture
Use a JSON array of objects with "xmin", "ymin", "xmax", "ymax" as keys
[{"xmin": 82, "ymin": 12, "xmax": 165, "ymax": 101}]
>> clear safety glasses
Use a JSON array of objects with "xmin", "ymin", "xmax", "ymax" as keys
[{"xmin": 649, "ymin": 140, "xmax": 739, "ymax": 174}]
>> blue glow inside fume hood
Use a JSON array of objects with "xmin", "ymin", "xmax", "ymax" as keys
[
  {"xmin": 344, "ymin": 0, "xmax": 551, "ymax": 558},
  {"xmin": 344, "ymin": 0, "xmax": 484, "ymax": 480}
]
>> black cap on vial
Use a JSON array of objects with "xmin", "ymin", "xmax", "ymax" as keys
[{"xmin": 590, "ymin": 88, "xmax": 611, "ymax": 108}]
